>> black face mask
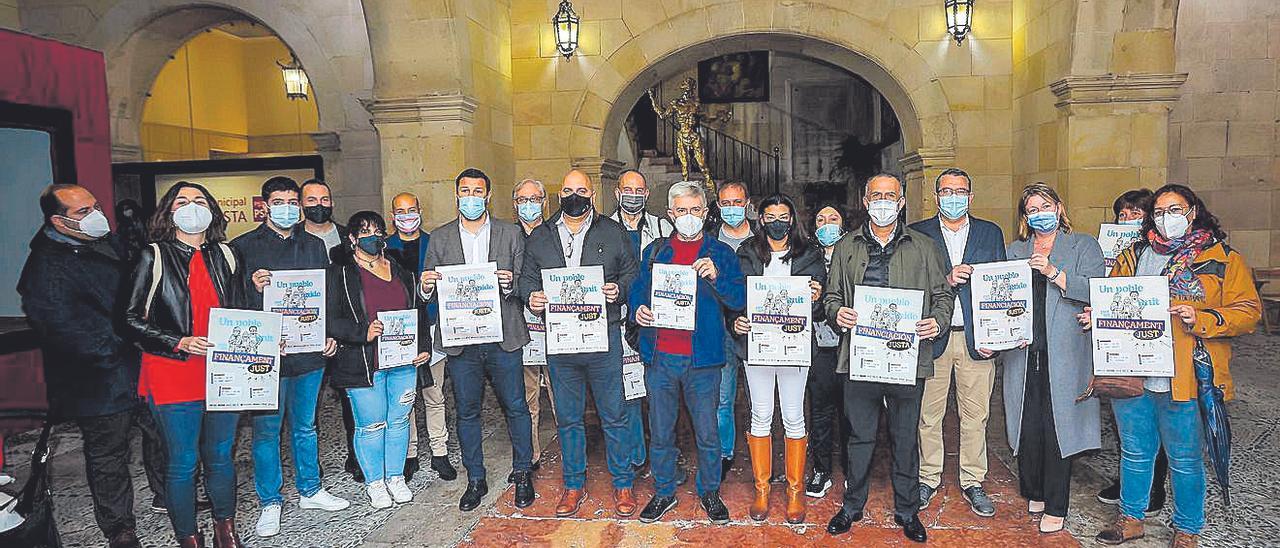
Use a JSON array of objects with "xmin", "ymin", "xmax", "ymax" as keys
[
  {"xmin": 354, "ymin": 234, "xmax": 385, "ymax": 256},
  {"xmin": 764, "ymin": 220, "xmax": 791, "ymax": 241},
  {"xmin": 560, "ymin": 193, "xmax": 592, "ymax": 218},
  {"xmin": 304, "ymin": 204, "xmax": 332, "ymax": 224}
]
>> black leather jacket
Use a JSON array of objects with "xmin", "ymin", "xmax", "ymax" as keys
[
  {"xmin": 326, "ymin": 256, "xmax": 433, "ymax": 390},
  {"xmin": 124, "ymin": 240, "xmax": 243, "ymax": 359}
]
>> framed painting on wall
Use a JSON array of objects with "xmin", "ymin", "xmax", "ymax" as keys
[{"xmin": 697, "ymin": 51, "xmax": 770, "ymax": 103}]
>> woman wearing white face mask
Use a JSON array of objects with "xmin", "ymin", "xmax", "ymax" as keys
[
  {"xmin": 124, "ymin": 181, "xmax": 246, "ymax": 548},
  {"xmin": 1092, "ymin": 184, "xmax": 1261, "ymax": 547},
  {"xmin": 1002, "ymin": 183, "xmax": 1105, "ymax": 533}
]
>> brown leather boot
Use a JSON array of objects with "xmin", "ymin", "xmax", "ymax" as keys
[
  {"xmin": 1169, "ymin": 530, "xmax": 1199, "ymax": 548},
  {"xmin": 1096, "ymin": 514, "xmax": 1145, "ymax": 545},
  {"xmin": 746, "ymin": 433, "xmax": 771, "ymax": 521},
  {"xmin": 177, "ymin": 532, "xmax": 205, "ymax": 548},
  {"xmin": 211, "ymin": 517, "xmax": 244, "ymax": 548},
  {"xmin": 784, "ymin": 436, "xmax": 807, "ymax": 524}
]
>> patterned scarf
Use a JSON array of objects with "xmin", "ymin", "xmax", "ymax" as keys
[{"xmin": 1147, "ymin": 227, "xmax": 1213, "ymax": 301}]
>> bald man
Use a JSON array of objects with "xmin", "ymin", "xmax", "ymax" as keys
[
  {"xmin": 387, "ymin": 193, "xmax": 428, "ymax": 274},
  {"xmin": 519, "ymin": 170, "xmax": 641, "ymax": 517}
]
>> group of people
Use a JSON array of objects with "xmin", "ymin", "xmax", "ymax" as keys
[{"xmin": 12, "ymin": 163, "xmax": 1260, "ymax": 548}]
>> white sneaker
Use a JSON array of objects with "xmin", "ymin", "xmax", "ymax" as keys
[
  {"xmin": 255, "ymin": 504, "xmax": 281, "ymax": 537},
  {"xmin": 386, "ymin": 476, "xmax": 412, "ymax": 504},
  {"xmin": 299, "ymin": 488, "xmax": 350, "ymax": 511},
  {"xmin": 367, "ymin": 481, "xmax": 393, "ymax": 509}
]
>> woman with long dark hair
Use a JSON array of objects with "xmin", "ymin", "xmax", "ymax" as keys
[
  {"xmin": 123, "ymin": 181, "xmax": 245, "ymax": 548},
  {"xmin": 1095, "ymin": 184, "xmax": 1261, "ymax": 547},
  {"xmin": 729, "ymin": 194, "xmax": 826, "ymax": 524},
  {"xmin": 802, "ymin": 201, "xmax": 852, "ymax": 499},
  {"xmin": 326, "ymin": 211, "xmax": 433, "ymax": 510}
]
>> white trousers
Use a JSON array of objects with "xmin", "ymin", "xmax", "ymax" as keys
[{"xmin": 744, "ymin": 364, "xmax": 809, "ymax": 439}]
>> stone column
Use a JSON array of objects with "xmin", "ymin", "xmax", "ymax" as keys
[
  {"xmin": 900, "ymin": 146, "xmax": 957, "ymax": 222},
  {"xmin": 572, "ymin": 156, "xmax": 626, "ymax": 213}
]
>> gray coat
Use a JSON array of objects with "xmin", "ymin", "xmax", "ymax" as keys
[
  {"xmin": 424, "ymin": 217, "xmax": 531, "ymax": 355},
  {"xmin": 1002, "ymin": 230, "xmax": 1105, "ymax": 458}
]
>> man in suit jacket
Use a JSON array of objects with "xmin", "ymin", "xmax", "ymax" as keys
[
  {"xmin": 419, "ymin": 168, "xmax": 535, "ymax": 512},
  {"xmin": 521, "ymin": 170, "xmax": 640, "ymax": 518},
  {"xmin": 907, "ymin": 168, "xmax": 1007, "ymax": 519}
]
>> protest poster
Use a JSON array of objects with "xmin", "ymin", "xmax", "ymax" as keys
[
  {"xmin": 542, "ymin": 266, "xmax": 609, "ymax": 354},
  {"xmin": 969, "ymin": 260, "xmax": 1033, "ymax": 351},
  {"xmin": 849, "ymin": 286, "xmax": 923, "ymax": 385},
  {"xmin": 438, "ymin": 262, "xmax": 504, "ymax": 347},
  {"xmin": 263, "ymin": 269, "xmax": 325, "ymax": 353},
  {"xmin": 1090, "ymin": 276, "xmax": 1175, "ymax": 376},
  {"xmin": 206, "ymin": 308, "xmax": 282, "ymax": 411},
  {"xmin": 746, "ymin": 276, "xmax": 811, "ymax": 366}
]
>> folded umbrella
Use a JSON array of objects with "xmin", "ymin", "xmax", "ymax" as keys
[{"xmin": 1192, "ymin": 338, "xmax": 1232, "ymax": 508}]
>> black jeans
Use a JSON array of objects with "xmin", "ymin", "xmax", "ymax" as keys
[
  {"xmin": 842, "ymin": 378, "xmax": 924, "ymax": 520},
  {"xmin": 1017, "ymin": 350, "xmax": 1073, "ymax": 518},
  {"xmin": 74, "ymin": 404, "xmax": 167, "ymax": 538},
  {"xmin": 807, "ymin": 346, "xmax": 846, "ymax": 476}
]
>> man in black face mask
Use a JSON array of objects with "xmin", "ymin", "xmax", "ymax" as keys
[
  {"xmin": 301, "ymin": 179, "xmax": 349, "ymax": 261},
  {"xmin": 519, "ymin": 169, "xmax": 641, "ymax": 518}
]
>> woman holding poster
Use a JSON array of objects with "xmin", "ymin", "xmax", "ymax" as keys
[
  {"xmin": 326, "ymin": 212, "xmax": 434, "ymax": 511},
  {"xmin": 123, "ymin": 182, "xmax": 246, "ymax": 548},
  {"xmin": 1002, "ymin": 183, "xmax": 1104, "ymax": 534},
  {"xmin": 804, "ymin": 203, "xmax": 852, "ymax": 499},
  {"xmin": 1093, "ymin": 185, "xmax": 1261, "ymax": 547},
  {"xmin": 729, "ymin": 195, "xmax": 826, "ymax": 524}
]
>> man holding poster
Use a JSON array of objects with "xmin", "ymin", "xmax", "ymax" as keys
[
  {"xmin": 231, "ymin": 176, "xmax": 349, "ymax": 537},
  {"xmin": 420, "ymin": 168, "xmax": 535, "ymax": 512},
  {"xmin": 822, "ymin": 173, "xmax": 952, "ymax": 543},
  {"xmin": 520, "ymin": 169, "xmax": 640, "ymax": 517}
]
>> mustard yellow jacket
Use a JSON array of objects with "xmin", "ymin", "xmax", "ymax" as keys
[{"xmin": 1111, "ymin": 240, "xmax": 1262, "ymax": 401}]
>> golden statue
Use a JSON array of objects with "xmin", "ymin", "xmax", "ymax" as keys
[{"xmin": 648, "ymin": 77, "xmax": 732, "ymax": 196}]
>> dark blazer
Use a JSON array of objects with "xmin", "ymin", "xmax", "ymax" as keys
[
  {"xmin": 730, "ymin": 236, "xmax": 828, "ymax": 362},
  {"xmin": 124, "ymin": 240, "xmax": 242, "ymax": 360},
  {"xmin": 325, "ymin": 256, "xmax": 433, "ymax": 389},
  {"xmin": 519, "ymin": 212, "xmax": 640, "ymax": 327},
  {"xmin": 909, "ymin": 215, "xmax": 1008, "ymax": 360},
  {"xmin": 386, "ymin": 230, "xmax": 430, "ymax": 274},
  {"xmin": 18, "ymin": 229, "xmax": 140, "ymax": 418},
  {"xmin": 423, "ymin": 216, "xmax": 530, "ymax": 354}
]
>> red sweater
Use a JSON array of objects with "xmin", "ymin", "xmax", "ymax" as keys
[
  {"xmin": 655, "ymin": 236, "xmax": 701, "ymax": 356},
  {"xmin": 138, "ymin": 250, "xmax": 221, "ymax": 405}
]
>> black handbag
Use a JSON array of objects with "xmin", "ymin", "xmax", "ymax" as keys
[{"xmin": 0, "ymin": 422, "xmax": 62, "ymax": 548}]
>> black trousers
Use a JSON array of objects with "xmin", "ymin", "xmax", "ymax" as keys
[
  {"xmin": 74, "ymin": 404, "xmax": 167, "ymax": 539},
  {"xmin": 807, "ymin": 346, "xmax": 847, "ymax": 476},
  {"xmin": 1017, "ymin": 350, "xmax": 1073, "ymax": 518},
  {"xmin": 842, "ymin": 378, "xmax": 924, "ymax": 520}
]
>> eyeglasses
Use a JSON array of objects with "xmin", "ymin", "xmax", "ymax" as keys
[
  {"xmin": 1152, "ymin": 205, "xmax": 1190, "ymax": 219},
  {"xmin": 867, "ymin": 191, "xmax": 900, "ymax": 201},
  {"xmin": 936, "ymin": 189, "xmax": 972, "ymax": 197},
  {"xmin": 672, "ymin": 206, "xmax": 706, "ymax": 216},
  {"xmin": 514, "ymin": 196, "xmax": 544, "ymax": 205}
]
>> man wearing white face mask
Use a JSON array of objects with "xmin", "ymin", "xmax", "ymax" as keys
[
  {"xmin": 230, "ymin": 177, "xmax": 349, "ymax": 537},
  {"xmin": 19, "ymin": 184, "xmax": 168, "ymax": 548},
  {"xmin": 823, "ymin": 173, "xmax": 953, "ymax": 543}
]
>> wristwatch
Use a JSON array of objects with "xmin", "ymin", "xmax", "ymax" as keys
[{"xmin": 1047, "ymin": 267, "xmax": 1062, "ymax": 282}]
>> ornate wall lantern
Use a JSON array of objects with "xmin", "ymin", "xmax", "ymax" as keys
[
  {"xmin": 553, "ymin": 0, "xmax": 580, "ymax": 58},
  {"xmin": 945, "ymin": 0, "xmax": 974, "ymax": 45},
  {"xmin": 277, "ymin": 55, "xmax": 310, "ymax": 100}
]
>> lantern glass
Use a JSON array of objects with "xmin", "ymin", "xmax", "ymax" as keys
[
  {"xmin": 553, "ymin": 0, "xmax": 579, "ymax": 58},
  {"xmin": 279, "ymin": 61, "xmax": 310, "ymax": 100},
  {"xmin": 945, "ymin": 0, "xmax": 973, "ymax": 45}
]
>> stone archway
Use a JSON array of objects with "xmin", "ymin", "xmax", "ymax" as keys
[{"xmin": 29, "ymin": 0, "xmax": 383, "ymax": 214}]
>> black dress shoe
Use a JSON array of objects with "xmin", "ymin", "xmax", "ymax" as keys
[
  {"xmin": 404, "ymin": 457, "xmax": 420, "ymax": 481},
  {"xmin": 827, "ymin": 507, "xmax": 863, "ymax": 535},
  {"xmin": 512, "ymin": 471, "xmax": 535, "ymax": 508},
  {"xmin": 699, "ymin": 491, "xmax": 730, "ymax": 524},
  {"xmin": 459, "ymin": 479, "xmax": 488, "ymax": 511},
  {"xmin": 430, "ymin": 455, "xmax": 458, "ymax": 481},
  {"xmin": 894, "ymin": 513, "xmax": 928, "ymax": 543},
  {"xmin": 720, "ymin": 457, "xmax": 734, "ymax": 479},
  {"xmin": 676, "ymin": 464, "xmax": 689, "ymax": 487},
  {"xmin": 530, "ymin": 459, "xmax": 541, "ymax": 472},
  {"xmin": 345, "ymin": 455, "xmax": 365, "ymax": 484},
  {"xmin": 639, "ymin": 495, "xmax": 678, "ymax": 523}
]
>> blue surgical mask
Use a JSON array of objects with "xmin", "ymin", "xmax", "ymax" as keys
[
  {"xmin": 1119, "ymin": 218, "xmax": 1143, "ymax": 226},
  {"xmin": 458, "ymin": 196, "xmax": 487, "ymax": 221},
  {"xmin": 720, "ymin": 206, "xmax": 746, "ymax": 228},
  {"xmin": 938, "ymin": 195, "xmax": 969, "ymax": 220},
  {"xmin": 269, "ymin": 204, "xmax": 301, "ymax": 229},
  {"xmin": 517, "ymin": 201, "xmax": 543, "ymax": 223},
  {"xmin": 815, "ymin": 223, "xmax": 843, "ymax": 247},
  {"xmin": 1027, "ymin": 211, "xmax": 1059, "ymax": 233}
]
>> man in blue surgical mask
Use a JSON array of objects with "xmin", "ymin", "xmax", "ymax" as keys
[
  {"xmin": 907, "ymin": 168, "xmax": 1007, "ymax": 520},
  {"xmin": 710, "ymin": 180, "xmax": 754, "ymax": 479},
  {"xmin": 230, "ymin": 176, "xmax": 349, "ymax": 538}
]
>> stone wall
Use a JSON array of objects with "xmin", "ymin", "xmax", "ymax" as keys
[
  {"xmin": 1167, "ymin": 0, "xmax": 1280, "ymax": 268},
  {"xmin": 0, "ymin": 0, "xmax": 18, "ymax": 29}
]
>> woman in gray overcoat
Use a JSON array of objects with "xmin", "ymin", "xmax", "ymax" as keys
[{"xmin": 1003, "ymin": 183, "xmax": 1105, "ymax": 533}]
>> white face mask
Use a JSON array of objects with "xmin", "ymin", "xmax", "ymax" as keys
[
  {"xmin": 673, "ymin": 214, "xmax": 704, "ymax": 238},
  {"xmin": 866, "ymin": 199, "xmax": 901, "ymax": 227},
  {"xmin": 1157, "ymin": 211, "xmax": 1191, "ymax": 240},
  {"xmin": 61, "ymin": 209, "xmax": 111, "ymax": 239},
  {"xmin": 173, "ymin": 202, "xmax": 213, "ymax": 234}
]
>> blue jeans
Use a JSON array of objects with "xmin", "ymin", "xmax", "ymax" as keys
[
  {"xmin": 1113, "ymin": 390, "xmax": 1206, "ymax": 533},
  {"xmin": 548, "ymin": 328, "xmax": 634, "ymax": 489},
  {"xmin": 646, "ymin": 351, "xmax": 722, "ymax": 497},
  {"xmin": 149, "ymin": 401, "xmax": 239, "ymax": 539},
  {"xmin": 623, "ymin": 396, "xmax": 646, "ymax": 466},
  {"xmin": 717, "ymin": 335, "xmax": 740, "ymax": 459},
  {"xmin": 346, "ymin": 365, "xmax": 417, "ymax": 484},
  {"xmin": 447, "ymin": 343, "xmax": 533, "ymax": 480},
  {"xmin": 252, "ymin": 368, "xmax": 324, "ymax": 505}
]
